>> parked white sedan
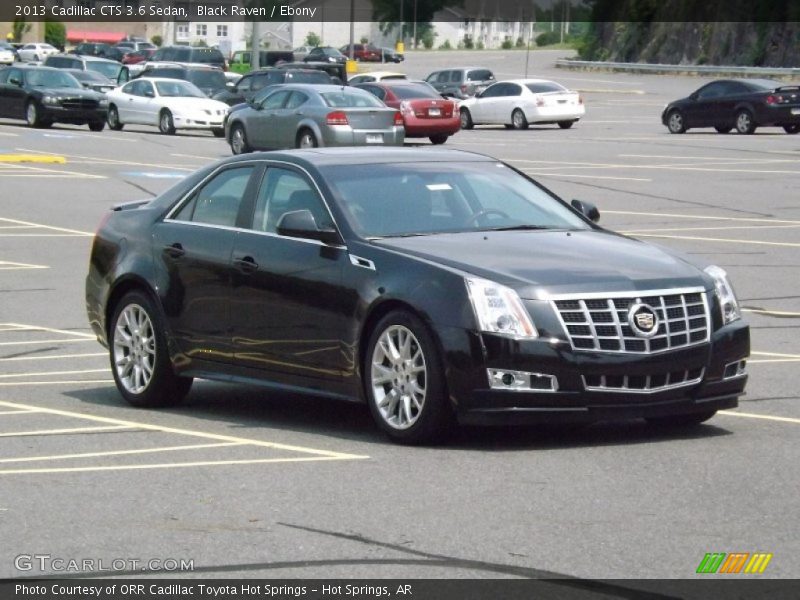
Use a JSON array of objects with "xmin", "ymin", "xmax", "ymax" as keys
[
  {"xmin": 459, "ymin": 79, "xmax": 585, "ymax": 130},
  {"xmin": 106, "ymin": 78, "xmax": 229, "ymax": 136},
  {"xmin": 17, "ymin": 43, "xmax": 58, "ymax": 62}
]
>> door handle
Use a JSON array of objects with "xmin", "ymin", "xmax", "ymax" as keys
[
  {"xmin": 233, "ymin": 255, "xmax": 258, "ymax": 273},
  {"xmin": 294, "ymin": 111, "xmax": 304, "ymax": 115},
  {"xmin": 163, "ymin": 242, "xmax": 184, "ymax": 258}
]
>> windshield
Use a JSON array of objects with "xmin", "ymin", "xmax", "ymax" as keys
[
  {"xmin": 155, "ymin": 80, "xmax": 206, "ymax": 98},
  {"xmin": 192, "ymin": 49, "xmax": 225, "ymax": 64},
  {"xmin": 25, "ymin": 70, "xmax": 82, "ymax": 89},
  {"xmin": 68, "ymin": 70, "xmax": 107, "ymax": 83},
  {"xmin": 391, "ymin": 84, "xmax": 440, "ymax": 99},
  {"xmin": 188, "ymin": 70, "xmax": 226, "ymax": 89},
  {"xmin": 86, "ymin": 61, "xmax": 120, "ymax": 80},
  {"xmin": 320, "ymin": 90, "xmax": 384, "ymax": 108},
  {"xmin": 321, "ymin": 162, "xmax": 590, "ymax": 238}
]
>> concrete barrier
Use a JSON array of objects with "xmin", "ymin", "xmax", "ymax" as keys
[{"xmin": 555, "ymin": 59, "xmax": 800, "ymax": 79}]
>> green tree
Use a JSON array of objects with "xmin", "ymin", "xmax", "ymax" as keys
[
  {"xmin": 372, "ymin": 0, "xmax": 462, "ymax": 41},
  {"xmin": 44, "ymin": 21, "xmax": 66, "ymax": 49},
  {"xmin": 151, "ymin": 34, "xmax": 163, "ymax": 47},
  {"xmin": 13, "ymin": 17, "xmax": 31, "ymax": 43},
  {"xmin": 304, "ymin": 31, "xmax": 321, "ymax": 47}
]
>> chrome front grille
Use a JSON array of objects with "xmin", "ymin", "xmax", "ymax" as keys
[
  {"xmin": 582, "ymin": 368, "xmax": 705, "ymax": 393},
  {"xmin": 61, "ymin": 98, "xmax": 99, "ymax": 110},
  {"xmin": 551, "ymin": 288, "xmax": 710, "ymax": 354}
]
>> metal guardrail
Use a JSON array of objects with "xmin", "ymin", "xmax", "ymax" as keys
[{"xmin": 555, "ymin": 59, "xmax": 800, "ymax": 79}]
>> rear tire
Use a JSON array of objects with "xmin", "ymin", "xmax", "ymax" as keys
[
  {"xmin": 783, "ymin": 124, "xmax": 800, "ymax": 134},
  {"xmin": 107, "ymin": 105, "xmax": 124, "ymax": 130},
  {"xmin": 735, "ymin": 109, "xmax": 756, "ymax": 134},
  {"xmin": 158, "ymin": 109, "xmax": 176, "ymax": 135},
  {"xmin": 666, "ymin": 109, "xmax": 686, "ymax": 134},
  {"xmin": 429, "ymin": 133, "xmax": 448, "ymax": 145},
  {"xmin": 229, "ymin": 123, "xmax": 251, "ymax": 154},
  {"xmin": 296, "ymin": 128, "xmax": 318, "ymax": 149},
  {"xmin": 459, "ymin": 107, "xmax": 473, "ymax": 130},
  {"xmin": 715, "ymin": 125, "xmax": 732, "ymax": 133},
  {"xmin": 211, "ymin": 127, "xmax": 225, "ymax": 138},
  {"xmin": 88, "ymin": 120, "xmax": 105, "ymax": 132},
  {"xmin": 646, "ymin": 410, "xmax": 717, "ymax": 428},
  {"xmin": 557, "ymin": 120, "xmax": 575, "ymax": 129},
  {"xmin": 364, "ymin": 311, "xmax": 455, "ymax": 444},
  {"xmin": 109, "ymin": 291, "xmax": 192, "ymax": 408},
  {"xmin": 511, "ymin": 108, "xmax": 529, "ymax": 130}
]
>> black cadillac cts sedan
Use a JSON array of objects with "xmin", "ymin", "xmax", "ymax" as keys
[{"xmin": 86, "ymin": 148, "xmax": 749, "ymax": 443}]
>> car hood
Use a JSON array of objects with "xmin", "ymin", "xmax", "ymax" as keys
[
  {"xmin": 162, "ymin": 97, "xmax": 229, "ymax": 112},
  {"xmin": 373, "ymin": 230, "xmax": 707, "ymax": 298},
  {"xmin": 34, "ymin": 87, "xmax": 104, "ymax": 100}
]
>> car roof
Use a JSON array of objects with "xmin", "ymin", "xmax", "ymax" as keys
[
  {"xmin": 223, "ymin": 147, "xmax": 496, "ymax": 168},
  {"xmin": 506, "ymin": 78, "xmax": 561, "ymax": 85},
  {"xmin": 355, "ymin": 71, "xmax": 406, "ymax": 78},
  {"xmin": 54, "ymin": 54, "xmax": 119, "ymax": 64},
  {"xmin": 130, "ymin": 77, "xmax": 199, "ymax": 84}
]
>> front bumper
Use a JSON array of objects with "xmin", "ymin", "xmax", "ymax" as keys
[
  {"xmin": 440, "ymin": 320, "xmax": 749, "ymax": 425},
  {"xmin": 41, "ymin": 105, "xmax": 107, "ymax": 124},
  {"xmin": 173, "ymin": 114, "xmax": 225, "ymax": 130}
]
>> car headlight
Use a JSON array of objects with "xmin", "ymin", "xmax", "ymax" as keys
[
  {"xmin": 704, "ymin": 265, "xmax": 741, "ymax": 324},
  {"xmin": 98, "ymin": 98, "xmax": 108, "ymax": 107},
  {"xmin": 42, "ymin": 95, "xmax": 58, "ymax": 105},
  {"xmin": 465, "ymin": 277, "xmax": 538, "ymax": 338}
]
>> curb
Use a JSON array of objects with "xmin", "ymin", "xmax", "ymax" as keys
[
  {"xmin": 576, "ymin": 88, "xmax": 646, "ymax": 95},
  {"xmin": 0, "ymin": 154, "xmax": 66, "ymax": 164},
  {"xmin": 556, "ymin": 59, "xmax": 800, "ymax": 79}
]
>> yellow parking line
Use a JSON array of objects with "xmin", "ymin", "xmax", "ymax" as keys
[
  {"xmin": 751, "ymin": 351, "xmax": 800, "ymax": 358},
  {"xmin": 0, "ymin": 352, "xmax": 106, "ymax": 362},
  {"xmin": 0, "ymin": 456, "xmax": 356, "ymax": 475},
  {"xmin": 15, "ymin": 148, "xmax": 195, "ymax": 171},
  {"xmin": 0, "ymin": 369, "xmax": 109, "ymax": 379},
  {"xmin": 0, "ymin": 425, "xmax": 134, "ymax": 438},
  {"xmin": 0, "ymin": 409, "xmax": 38, "ymax": 415},
  {"xmin": 0, "ymin": 217, "xmax": 92, "ymax": 236},
  {"xmin": 749, "ymin": 358, "xmax": 800, "ymax": 363},
  {"xmin": 605, "ymin": 210, "xmax": 800, "ymax": 225},
  {"xmin": 719, "ymin": 411, "xmax": 800, "ymax": 425},
  {"xmin": 632, "ymin": 233, "xmax": 800, "ymax": 249},
  {"xmin": 0, "ymin": 400, "xmax": 368, "ymax": 460},
  {"xmin": 0, "ymin": 154, "xmax": 65, "ymax": 164},
  {"xmin": 0, "ymin": 442, "xmax": 244, "ymax": 464},
  {"xmin": 0, "ymin": 323, "xmax": 96, "ymax": 338}
]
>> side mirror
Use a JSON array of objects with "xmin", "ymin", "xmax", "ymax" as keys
[
  {"xmin": 9, "ymin": 76, "xmax": 22, "ymax": 87},
  {"xmin": 571, "ymin": 199, "xmax": 600, "ymax": 223},
  {"xmin": 475, "ymin": 91, "xmax": 483, "ymax": 98},
  {"xmin": 226, "ymin": 81, "xmax": 235, "ymax": 89},
  {"xmin": 277, "ymin": 210, "xmax": 341, "ymax": 245},
  {"xmin": 689, "ymin": 92, "xmax": 698, "ymax": 101},
  {"xmin": 117, "ymin": 66, "xmax": 129, "ymax": 84}
]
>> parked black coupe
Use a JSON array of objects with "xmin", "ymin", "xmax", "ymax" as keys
[
  {"xmin": 663, "ymin": 79, "xmax": 800, "ymax": 134},
  {"xmin": 86, "ymin": 148, "xmax": 749, "ymax": 444},
  {"xmin": 0, "ymin": 66, "xmax": 108, "ymax": 130}
]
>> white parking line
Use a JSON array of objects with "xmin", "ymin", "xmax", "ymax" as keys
[
  {"xmin": 0, "ymin": 323, "xmax": 96, "ymax": 338},
  {"xmin": 0, "ymin": 339, "xmax": 94, "ymax": 346},
  {"xmin": 719, "ymin": 411, "xmax": 800, "ymax": 425},
  {"xmin": 632, "ymin": 233, "xmax": 800, "ymax": 249},
  {"xmin": 605, "ymin": 210, "xmax": 800, "ymax": 225},
  {"xmin": 0, "ymin": 369, "xmax": 109, "ymax": 379},
  {"xmin": 0, "ymin": 261, "xmax": 48, "ymax": 270},
  {"xmin": 0, "ymin": 425, "xmax": 135, "ymax": 438},
  {"xmin": 0, "ymin": 352, "xmax": 106, "ymax": 362},
  {"xmin": 0, "ymin": 218, "xmax": 93, "ymax": 236},
  {"xmin": 0, "ymin": 442, "xmax": 244, "ymax": 464}
]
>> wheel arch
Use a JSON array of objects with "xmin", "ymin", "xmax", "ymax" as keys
[
  {"xmin": 296, "ymin": 119, "xmax": 325, "ymax": 146},
  {"xmin": 104, "ymin": 274, "xmax": 162, "ymax": 341}
]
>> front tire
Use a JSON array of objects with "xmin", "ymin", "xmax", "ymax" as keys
[
  {"xmin": 646, "ymin": 410, "xmax": 717, "ymax": 428},
  {"xmin": 429, "ymin": 133, "xmax": 448, "ymax": 145},
  {"xmin": 229, "ymin": 124, "xmax": 251, "ymax": 154},
  {"xmin": 107, "ymin": 105, "xmax": 124, "ymax": 130},
  {"xmin": 557, "ymin": 120, "xmax": 575, "ymax": 129},
  {"xmin": 459, "ymin": 108, "xmax": 474, "ymax": 130},
  {"xmin": 88, "ymin": 120, "xmax": 105, "ymax": 132},
  {"xmin": 666, "ymin": 109, "xmax": 686, "ymax": 134},
  {"xmin": 511, "ymin": 108, "xmax": 528, "ymax": 130},
  {"xmin": 365, "ymin": 311, "xmax": 454, "ymax": 444},
  {"xmin": 26, "ymin": 101, "xmax": 44, "ymax": 128},
  {"xmin": 109, "ymin": 291, "xmax": 192, "ymax": 408},
  {"xmin": 783, "ymin": 124, "xmax": 800, "ymax": 134},
  {"xmin": 735, "ymin": 109, "xmax": 756, "ymax": 134},
  {"xmin": 158, "ymin": 109, "xmax": 176, "ymax": 135}
]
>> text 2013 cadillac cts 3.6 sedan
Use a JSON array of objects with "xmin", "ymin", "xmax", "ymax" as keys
[{"xmin": 86, "ymin": 148, "xmax": 749, "ymax": 444}]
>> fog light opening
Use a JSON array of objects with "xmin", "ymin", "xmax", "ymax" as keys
[
  {"xmin": 487, "ymin": 369, "xmax": 558, "ymax": 392},
  {"xmin": 723, "ymin": 360, "xmax": 747, "ymax": 380}
]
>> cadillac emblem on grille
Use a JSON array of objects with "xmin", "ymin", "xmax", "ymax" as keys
[{"xmin": 628, "ymin": 303, "xmax": 659, "ymax": 338}]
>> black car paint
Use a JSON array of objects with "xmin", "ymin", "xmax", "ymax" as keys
[
  {"xmin": 0, "ymin": 66, "xmax": 107, "ymax": 126},
  {"xmin": 86, "ymin": 149, "xmax": 748, "ymax": 426},
  {"xmin": 662, "ymin": 79, "xmax": 800, "ymax": 131}
]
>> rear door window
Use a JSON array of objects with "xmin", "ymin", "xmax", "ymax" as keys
[
  {"xmin": 174, "ymin": 166, "xmax": 255, "ymax": 227},
  {"xmin": 467, "ymin": 70, "xmax": 494, "ymax": 82}
]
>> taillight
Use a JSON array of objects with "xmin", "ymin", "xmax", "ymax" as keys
[
  {"xmin": 326, "ymin": 111, "xmax": 348, "ymax": 125},
  {"xmin": 766, "ymin": 95, "xmax": 778, "ymax": 105},
  {"xmin": 578, "ymin": 95, "xmax": 584, "ymax": 104},
  {"xmin": 393, "ymin": 111, "xmax": 404, "ymax": 126}
]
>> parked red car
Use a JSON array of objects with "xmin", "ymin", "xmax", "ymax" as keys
[
  {"xmin": 122, "ymin": 49, "xmax": 155, "ymax": 65},
  {"xmin": 355, "ymin": 81, "xmax": 460, "ymax": 144},
  {"xmin": 339, "ymin": 43, "xmax": 382, "ymax": 62}
]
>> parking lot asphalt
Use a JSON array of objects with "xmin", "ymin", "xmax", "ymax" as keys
[{"xmin": 0, "ymin": 49, "xmax": 798, "ymax": 580}]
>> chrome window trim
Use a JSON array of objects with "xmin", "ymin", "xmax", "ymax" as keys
[
  {"xmin": 349, "ymin": 254, "xmax": 376, "ymax": 270},
  {"xmin": 163, "ymin": 158, "xmax": 346, "ymax": 248}
]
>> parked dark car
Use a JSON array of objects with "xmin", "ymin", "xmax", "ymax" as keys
[
  {"xmin": 64, "ymin": 69, "xmax": 116, "ymax": 94},
  {"xmin": 0, "ymin": 66, "xmax": 107, "ymax": 130},
  {"xmin": 303, "ymin": 46, "xmax": 347, "ymax": 64},
  {"xmin": 425, "ymin": 67, "xmax": 496, "ymax": 99},
  {"xmin": 662, "ymin": 79, "xmax": 800, "ymax": 134},
  {"xmin": 356, "ymin": 80, "xmax": 460, "ymax": 144},
  {"xmin": 45, "ymin": 54, "xmax": 129, "ymax": 85},
  {"xmin": 380, "ymin": 47, "xmax": 404, "ymax": 63},
  {"xmin": 116, "ymin": 40, "xmax": 157, "ymax": 53},
  {"xmin": 148, "ymin": 46, "xmax": 226, "ymax": 70},
  {"xmin": 212, "ymin": 67, "xmax": 332, "ymax": 106},
  {"xmin": 225, "ymin": 84, "xmax": 404, "ymax": 153},
  {"xmin": 71, "ymin": 42, "xmax": 113, "ymax": 58},
  {"xmin": 278, "ymin": 61, "xmax": 347, "ymax": 85},
  {"xmin": 86, "ymin": 148, "xmax": 749, "ymax": 444},
  {"xmin": 228, "ymin": 50, "xmax": 295, "ymax": 74},
  {"xmin": 138, "ymin": 64, "xmax": 227, "ymax": 97}
]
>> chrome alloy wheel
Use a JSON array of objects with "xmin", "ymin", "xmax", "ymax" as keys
[
  {"xmin": 298, "ymin": 131, "xmax": 316, "ymax": 148},
  {"xmin": 668, "ymin": 111, "xmax": 684, "ymax": 133},
  {"xmin": 736, "ymin": 111, "xmax": 752, "ymax": 133},
  {"xmin": 26, "ymin": 103, "xmax": 37, "ymax": 126},
  {"xmin": 231, "ymin": 127, "xmax": 245, "ymax": 154},
  {"xmin": 370, "ymin": 325, "xmax": 427, "ymax": 430},
  {"xmin": 113, "ymin": 304, "xmax": 156, "ymax": 394},
  {"xmin": 512, "ymin": 109, "xmax": 525, "ymax": 129}
]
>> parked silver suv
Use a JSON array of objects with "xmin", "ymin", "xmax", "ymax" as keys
[{"xmin": 425, "ymin": 67, "xmax": 495, "ymax": 99}]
